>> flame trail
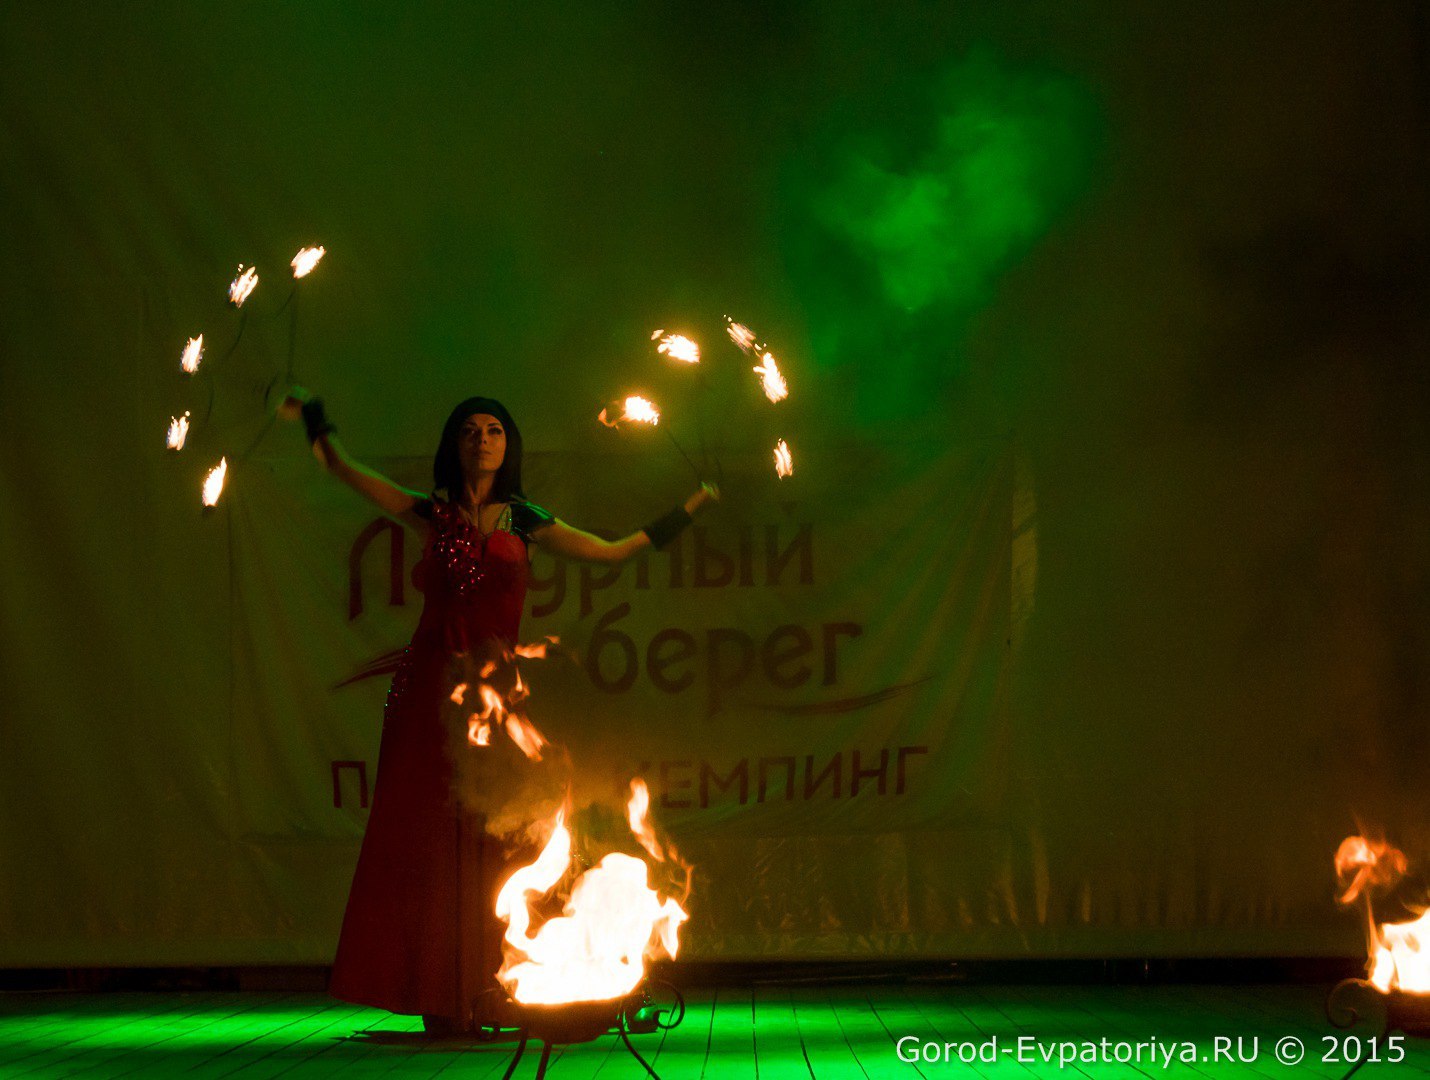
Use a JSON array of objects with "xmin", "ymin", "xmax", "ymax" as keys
[
  {"xmin": 290, "ymin": 246, "xmax": 325, "ymax": 278},
  {"xmin": 228, "ymin": 265, "xmax": 258, "ymax": 307},
  {"xmin": 166, "ymin": 413, "xmax": 191, "ymax": 451},
  {"xmin": 773, "ymin": 439, "xmax": 793, "ymax": 478},
  {"xmin": 598, "ymin": 395, "xmax": 660, "ymax": 428},
  {"xmin": 754, "ymin": 351, "xmax": 789, "ymax": 403},
  {"xmin": 724, "ymin": 316, "xmax": 758, "ymax": 353},
  {"xmin": 202, "ymin": 458, "xmax": 228, "ymax": 506},
  {"xmin": 180, "ymin": 335, "xmax": 205, "ymax": 374},
  {"xmin": 654, "ymin": 331, "xmax": 701, "ymax": 364}
]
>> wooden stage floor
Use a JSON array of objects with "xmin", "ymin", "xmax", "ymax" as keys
[{"xmin": 0, "ymin": 982, "xmax": 1423, "ymax": 1078}]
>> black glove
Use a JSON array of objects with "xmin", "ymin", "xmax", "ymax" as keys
[{"xmin": 301, "ymin": 397, "xmax": 337, "ymax": 443}]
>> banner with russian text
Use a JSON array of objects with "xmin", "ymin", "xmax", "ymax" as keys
[{"xmin": 227, "ymin": 440, "xmax": 1020, "ymax": 958}]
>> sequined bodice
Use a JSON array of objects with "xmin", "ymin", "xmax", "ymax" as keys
[{"xmin": 411, "ymin": 502, "xmax": 529, "ymax": 652}]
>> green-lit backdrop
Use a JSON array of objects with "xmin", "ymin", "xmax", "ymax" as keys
[{"xmin": 2, "ymin": 2, "xmax": 1427, "ymax": 964}]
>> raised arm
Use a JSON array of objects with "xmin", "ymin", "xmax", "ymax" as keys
[
  {"xmin": 281, "ymin": 388, "xmax": 427, "ymax": 527},
  {"xmin": 535, "ymin": 484, "xmax": 718, "ymax": 564}
]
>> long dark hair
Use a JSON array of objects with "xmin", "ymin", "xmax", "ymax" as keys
[{"xmin": 432, "ymin": 396, "xmax": 526, "ymax": 504}]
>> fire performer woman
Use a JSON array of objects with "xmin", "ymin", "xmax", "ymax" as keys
[{"xmin": 282, "ymin": 389, "xmax": 716, "ymax": 1035}]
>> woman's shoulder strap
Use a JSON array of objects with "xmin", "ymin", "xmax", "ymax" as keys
[{"xmin": 508, "ymin": 499, "xmax": 556, "ymax": 542}]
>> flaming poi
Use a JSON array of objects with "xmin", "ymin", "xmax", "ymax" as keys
[
  {"xmin": 598, "ymin": 395, "xmax": 661, "ymax": 428},
  {"xmin": 201, "ymin": 458, "xmax": 228, "ymax": 507},
  {"xmin": 724, "ymin": 316, "xmax": 758, "ymax": 353},
  {"xmin": 179, "ymin": 335, "xmax": 205, "ymax": 374},
  {"xmin": 165, "ymin": 412, "xmax": 191, "ymax": 451},
  {"xmin": 753, "ymin": 351, "xmax": 789, "ymax": 403},
  {"xmin": 773, "ymin": 438, "xmax": 793, "ymax": 478},
  {"xmin": 228, "ymin": 265, "xmax": 259, "ymax": 307},
  {"xmin": 290, "ymin": 246, "xmax": 325, "ymax": 279},
  {"xmin": 653, "ymin": 330, "xmax": 701, "ymax": 364}
]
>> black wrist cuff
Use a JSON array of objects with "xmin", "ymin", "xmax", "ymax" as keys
[
  {"xmin": 641, "ymin": 506, "xmax": 693, "ymax": 550},
  {"xmin": 301, "ymin": 398, "xmax": 336, "ymax": 443}
]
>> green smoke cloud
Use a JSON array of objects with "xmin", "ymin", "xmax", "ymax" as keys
[{"xmin": 815, "ymin": 50, "xmax": 1099, "ymax": 315}]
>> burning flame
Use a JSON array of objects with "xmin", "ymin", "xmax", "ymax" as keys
[
  {"xmin": 754, "ymin": 352, "xmax": 788, "ymax": 403},
  {"xmin": 180, "ymin": 335, "xmax": 205, "ymax": 374},
  {"xmin": 725, "ymin": 317, "xmax": 757, "ymax": 353},
  {"xmin": 773, "ymin": 439, "xmax": 793, "ymax": 478},
  {"xmin": 495, "ymin": 807, "xmax": 688, "ymax": 1005},
  {"xmin": 202, "ymin": 458, "xmax": 228, "ymax": 506},
  {"xmin": 459, "ymin": 666, "xmax": 548, "ymax": 760},
  {"xmin": 598, "ymin": 395, "xmax": 661, "ymax": 428},
  {"xmin": 228, "ymin": 265, "xmax": 258, "ymax": 307},
  {"xmin": 166, "ymin": 412, "xmax": 191, "ymax": 451},
  {"xmin": 1335, "ymin": 834, "xmax": 1428, "ymax": 993},
  {"xmin": 1336, "ymin": 834, "xmax": 1408, "ymax": 906},
  {"xmin": 291, "ymin": 246, "xmax": 325, "ymax": 278},
  {"xmin": 653, "ymin": 331, "xmax": 700, "ymax": 364},
  {"xmin": 514, "ymin": 636, "xmax": 559, "ymax": 659}
]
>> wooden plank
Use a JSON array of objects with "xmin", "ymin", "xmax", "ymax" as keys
[
  {"xmin": 815, "ymin": 986, "xmax": 923, "ymax": 1079},
  {"xmin": 905, "ymin": 982, "xmax": 1081, "ymax": 1079},
  {"xmin": 63, "ymin": 992, "xmax": 284, "ymax": 1079},
  {"xmin": 751, "ymin": 986, "xmax": 814, "ymax": 1079},
  {"xmin": 703, "ymin": 986, "xmax": 756, "ymax": 1077},
  {"xmin": 646, "ymin": 986, "xmax": 716, "ymax": 1078},
  {"xmin": 1, "ymin": 991, "xmax": 252, "ymax": 1075},
  {"xmin": 788, "ymin": 986, "xmax": 868, "ymax": 1080}
]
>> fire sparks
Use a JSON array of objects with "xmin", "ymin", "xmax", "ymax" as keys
[
  {"xmin": 598, "ymin": 395, "xmax": 660, "ymax": 428},
  {"xmin": 1335, "ymin": 834, "xmax": 1428, "ymax": 993},
  {"xmin": 228, "ymin": 265, "xmax": 258, "ymax": 307},
  {"xmin": 166, "ymin": 412, "xmax": 191, "ymax": 451},
  {"xmin": 180, "ymin": 335, "xmax": 205, "ymax": 374},
  {"xmin": 201, "ymin": 458, "xmax": 228, "ymax": 506},
  {"xmin": 773, "ymin": 439, "xmax": 793, "ymax": 478},
  {"xmin": 290, "ymin": 246, "xmax": 325, "ymax": 278},
  {"xmin": 725, "ymin": 317, "xmax": 757, "ymax": 353},
  {"xmin": 458, "ymin": 663, "xmax": 549, "ymax": 760},
  {"xmin": 753, "ymin": 351, "xmax": 789, "ymax": 403},
  {"xmin": 514, "ymin": 636, "xmax": 559, "ymax": 659},
  {"xmin": 653, "ymin": 331, "xmax": 701, "ymax": 364},
  {"xmin": 1336, "ymin": 834, "xmax": 1408, "ymax": 906},
  {"xmin": 495, "ymin": 811, "xmax": 689, "ymax": 1005}
]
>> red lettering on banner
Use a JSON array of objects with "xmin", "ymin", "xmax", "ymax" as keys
[
  {"xmin": 700, "ymin": 759, "xmax": 749, "ymax": 808},
  {"xmin": 805, "ymin": 753, "xmax": 843, "ymax": 799},
  {"xmin": 528, "ymin": 557, "xmax": 566, "ymax": 618},
  {"xmin": 331, "ymin": 760, "xmax": 369, "ymax": 809},
  {"xmin": 766, "ymin": 523, "xmax": 813, "ymax": 586},
  {"xmin": 661, "ymin": 760, "xmax": 693, "ymax": 809},
  {"xmin": 643, "ymin": 746, "xmax": 929, "ymax": 807},
  {"xmin": 706, "ymin": 627, "xmax": 755, "ymax": 715},
  {"xmin": 850, "ymin": 748, "xmax": 888, "ymax": 796},
  {"xmin": 761, "ymin": 624, "xmax": 814, "ymax": 688},
  {"xmin": 821, "ymin": 622, "xmax": 862, "ymax": 685},
  {"xmin": 587, "ymin": 603, "xmax": 638, "ymax": 693},
  {"xmin": 647, "ymin": 628, "xmax": 698, "ymax": 693},
  {"xmin": 693, "ymin": 528, "xmax": 735, "ymax": 588},
  {"xmin": 349, "ymin": 519, "xmax": 405, "ymax": 620},
  {"xmin": 897, "ymin": 745, "xmax": 930, "ymax": 794},
  {"xmin": 578, "ymin": 532, "xmax": 622, "ymax": 616},
  {"xmin": 758, "ymin": 756, "xmax": 796, "ymax": 802}
]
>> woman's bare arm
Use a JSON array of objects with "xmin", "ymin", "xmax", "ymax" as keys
[
  {"xmin": 283, "ymin": 388, "xmax": 428, "ymax": 531},
  {"xmin": 533, "ymin": 484, "xmax": 717, "ymax": 564},
  {"xmin": 535, "ymin": 521, "xmax": 651, "ymax": 563},
  {"xmin": 316, "ymin": 434, "xmax": 425, "ymax": 519}
]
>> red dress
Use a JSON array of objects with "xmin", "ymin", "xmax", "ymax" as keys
[{"xmin": 330, "ymin": 500, "xmax": 538, "ymax": 1019}]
